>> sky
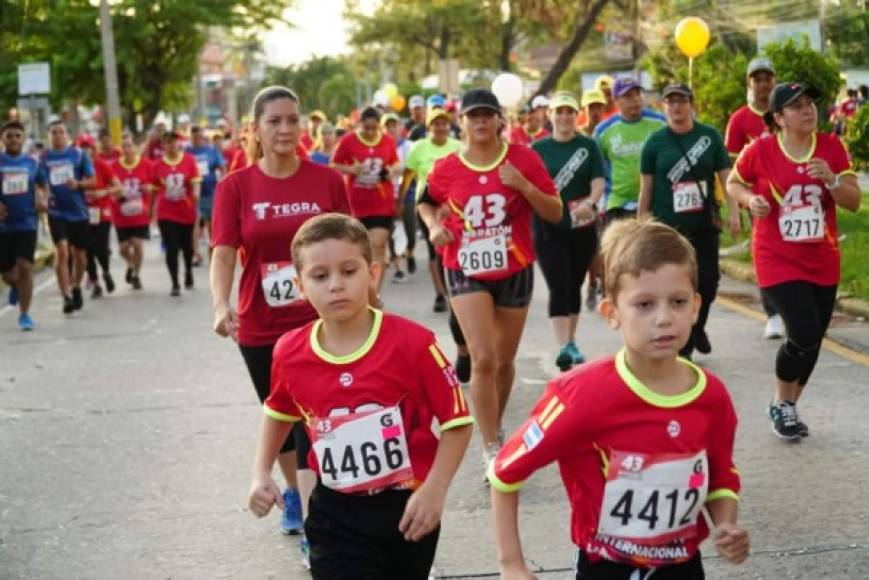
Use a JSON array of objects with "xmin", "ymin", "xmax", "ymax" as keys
[{"xmin": 262, "ymin": 0, "xmax": 378, "ymax": 67}]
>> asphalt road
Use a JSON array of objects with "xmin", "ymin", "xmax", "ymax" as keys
[{"xmin": 1, "ymin": 235, "xmax": 867, "ymax": 579}]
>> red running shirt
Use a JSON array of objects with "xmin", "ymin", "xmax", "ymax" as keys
[
  {"xmin": 508, "ymin": 126, "xmax": 549, "ymax": 147},
  {"xmin": 426, "ymin": 143, "xmax": 558, "ymax": 281},
  {"xmin": 265, "ymin": 310, "xmax": 474, "ymax": 492},
  {"xmin": 211, "ymin": 160, "xmax": 350, "ymax": 347},
  {"xmin": 724, "ymin": 104, "xmax": 770, "ymax": 156},
  {"xmin": 489, "ymin": 352, "xmax": 740, "ymax": 568},
  {"xmin": 331, "ymin": 132, "xmax": 399, "ymax": 219},
  {"xmin": 85, "ymin": 157, "xmax": 117, "ymax": 223},
  {"xmin": 111, "ymin": 157, "xmax": 154, "ymax": 229},
  {"xmin": 153, "ymin": 153, "xmax": 201, "ymax": 225},
  {"xmin": 734, "ymin": 132, "xmax": 856, "ymax": 287}
]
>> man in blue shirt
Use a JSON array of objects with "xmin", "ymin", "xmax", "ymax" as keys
[
  {"xmin": 1, "ymin": 121, "xmax": 47, "ymax": 330},
  {"xmin": 40, "ymin": 119, "xmax": 96, "ymax": 314},
  {"xmin": 185, "ymin": 125, "xmax": 224, "ymax": 265}
]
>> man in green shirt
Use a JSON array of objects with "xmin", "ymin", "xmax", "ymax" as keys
[
  {"xmin": 638, "ymin": 83, "xmax": 733, "ymax": 359},
  {"xmin": 593, "ymin": 77, "xmax": 665, "ymax": 222}
]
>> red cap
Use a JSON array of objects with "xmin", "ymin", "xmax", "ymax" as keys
[{"xmin": 76, "ymin": 134, "xmax": 96, "ymax": 148}]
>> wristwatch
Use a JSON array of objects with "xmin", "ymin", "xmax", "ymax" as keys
[{"xmin": 826, "ymin": 173, "xmax": 843, "ymax": 190}]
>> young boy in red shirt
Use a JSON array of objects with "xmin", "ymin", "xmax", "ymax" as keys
[
  {"xmin": 247, "ymin": 213, "xmax": 473, "ymax": 579},
  {"xmin": 489, "ymin": 218, "xmax": 749, "ymax": 579}
]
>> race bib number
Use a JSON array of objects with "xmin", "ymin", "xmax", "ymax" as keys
[
  {"xmin": 164, "ymin": 173, "xmax": 186, "ymax": 200},
  {"xmin": 598, "ymin": 450, "xmax": 708, "ymax": 544},
  {"xmin": 120, "ymin": 198, "xmax": 144, "ymax": 216},
  {"xmin": 88, "ymin": 207, "xmax": 102, "ymax": 225},
  {"xmin": 356, "ymin": 158, "xmax": 384, "ymax": 187},
  {"xmin": 260, "ymin": 261, "xmax": 299, "ymax": 307},
  {"xmin": 779, "ymin": 204, "xmax": 824, "ymax": 243},
  {"xmin": 49, "ymin": 163, "xmax": 75, "ymax": 187},
  {"xmin": 567, "ymin": 199, "xmax": 595, "ymax": 228},
  {"xmin": 2, "ymin": 172, "xmax": 29, "ymax": 195},
  {"xmin": 311, "ymin": 406, "xmax": 413, "ymax": 493},
  {"xmin": 196, "ymin": 158, "xmax": 209, "ymax": 178},
  {"xmin": 672, "ymin": 181, "xmax": 706, "ymax": 213},
  {"xmin": 458, "ymin": 235, "xmax": 508, "ymax": 276}
]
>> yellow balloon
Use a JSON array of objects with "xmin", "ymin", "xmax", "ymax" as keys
[
  {"xmin": 390, "ymin": 94, "xmax": 406, "ymax": 112},
  {"xmin": 675, "ymin": 17, "xmax": 710, "ymax": 58},
  {"xmin": 383, "ymin": 83, "xmax": 399, "ymax": 99}
]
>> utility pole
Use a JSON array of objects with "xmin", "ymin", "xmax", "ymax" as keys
[{"xmin": 99, "ymin": 0, "xmax": 122, "ymax": 144}]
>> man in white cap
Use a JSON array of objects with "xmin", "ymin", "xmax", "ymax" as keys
[
  {"xmin": 405, "ymin": 95, "xmax": 426, "ymax": 141},
  {"xmin": 508, "ymin": 94, "xmax": 550, "ymax": 146},
  {"xmin": 724, "ymin": 56, "xmax": 784, "ymax": 340}
]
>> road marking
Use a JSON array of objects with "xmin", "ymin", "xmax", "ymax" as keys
[
  {"xmin": 0, "ymin": 274, "xmax": 56, "ymax": 319},
  {"xmin": 716, "ymin": 296, "xmax": 869, "ymax": 368}
]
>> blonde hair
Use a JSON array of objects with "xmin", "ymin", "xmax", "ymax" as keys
[
  {"xmin": 292, "ymin": 213, "xmax": 372, "ymax": 271},
  {"xmin": 246, "ymin": 85, "xmax": 300, "ymax": 164},
  {"xmin": 600, "ymin": 217, "xmax": 697, "ymax": 300}
]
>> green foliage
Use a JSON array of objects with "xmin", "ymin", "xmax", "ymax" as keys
[
  {"xmin": 263, "ymin": 57, "xmax": 357, "ymax": 119},
  {"xmin": 844, "ymin": 105, "xmax": 869, "ymax": 171},
  {"xmin": 837, "ymin": 196, "xmax": 869, "ymax": 301},
  {"xmin": 824, "ymin": 0, "xmax": 869, "ymax": 68}
]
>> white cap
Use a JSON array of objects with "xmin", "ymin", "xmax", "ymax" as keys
[
  {"xmin": 531, "ymin": 95, "xmax": 550, "ymax": 109},
  {"xmin": 178, "ymin": 113, "xmax": 191, "ymax": 124},
  {"xmin": 409, "ymin": 95, "xmax": 425, "ymax": 108}
]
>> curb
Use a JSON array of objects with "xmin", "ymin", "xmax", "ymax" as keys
[{"xmin": 720, "ymin": 258, "xmax": 869, "ymax": 320}]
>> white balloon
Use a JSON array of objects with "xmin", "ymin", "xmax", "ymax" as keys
[
  {"xmin": 373, "ymin": 89, "xmax": 389, "ymax": 107},
  {"xmin": 491, "ymin": 73, "xmax": 524, "ymax": 108}
]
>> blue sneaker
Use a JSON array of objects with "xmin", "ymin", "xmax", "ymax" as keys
[
  {"xmin": 8, "ymin": 286, "xmax": 18, "ymax": 306},
  {"xmin": 18, "ymin": 313, "xmax": 34, "ymax": 331},
  {"xmin": 299, "ymin": 535, "xmax": 311, "ymax": 570},
  {"xmin": 566, "ymin": 341, "xmax": 585, "ymax": 365},
  {"xmin": 555, "ymin": 345, "xmax": 573, "ymax": 372},
  {"xmin": 280, "ymin": 488, "xmax": 304, "ymax": 535}
]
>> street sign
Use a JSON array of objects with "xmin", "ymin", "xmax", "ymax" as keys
[
  {"xmin": 17, "ymin": 97, "xmax": 49, "ymax": 110},
  {"xmin": 18, "ymin": 62, "xmax": 51, "ymax": 95}
]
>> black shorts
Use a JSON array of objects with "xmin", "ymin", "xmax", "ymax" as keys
[
  {"xmin": 306, "ymin": 482, "xmax": 439, "ymax": 580},
  {"xmin": 359, "ymin": 215, "xmax": 393, "ymax": 231},
  {"xmin": 575, "ymin": 550, "xmax": 704, "ymax": 579},
  {"xmin": 445, "ymin": 265, "xmax": 534, "ymax": 308},
  {"xmin": 0, "ymin": 230, "xmax": 37, "ymax": 271},
  {"xmin": 48, "ymin": 217, "xmax": 89, "ymax": 249},
  {"xmin": 417, "ymin": 213, "xmax": 437, "ymax": 261},
  {"xmin": 116, "ymin": 225, "xmax": 151, "ymax": 242}
]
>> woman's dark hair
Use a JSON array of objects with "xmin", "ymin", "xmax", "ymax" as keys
[
  {"xmin": 360, "ymin": 107, "xmax": 380, "ymax": 123},
  {"xmin": 247, "ymin": 85, "xmax": 301, "ymax": 163}
]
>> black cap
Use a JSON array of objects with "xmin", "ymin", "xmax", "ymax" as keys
[
  {"xmin": 662, "ymin": 83, "xmax": 693, "ymax": 100},
  {"xmin": 763, "ymin": 82, "xmax": 822, "ymax": 126},
  {"xmin": 460, "ymin": 89, "xmax": 502, "ymax": 116}
]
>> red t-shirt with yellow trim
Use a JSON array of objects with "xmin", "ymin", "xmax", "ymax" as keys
[
  {"xmin": 85, "ymin": 157, "xmax": 116, "ymax": 223},
  {"xmin": 426, "ymin": 143, "xmax": 559, "ymax": 280},
  {"xmin": 734, "ymin": 132, "xmax": 855, "ymax": 287},
  {"xmin": 489, "ymin": 351, "xmax": 740, "ymax": 567},
  {"xmin": 265, "ymin": 310, "xmax": 474, "ymax": 491},
  {"xmin": 153, "ymin": 152, "xmax": 201, "ymax": 225},
  {"xmin": 508, "ymin": 126, "xmax": 550, "ymax": 147},
  {"xmin": 724, "ymin": 104, "xmax": 770, "ymax": 156},
  {"xmin": 111, "ymin": 157, "xmax": 154, "ymax": 229},
  {"xmin": 331, "ymin": 131, "xmax": 399, "ymax": 219}
]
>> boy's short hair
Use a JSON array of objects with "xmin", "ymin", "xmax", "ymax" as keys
[
  {"xmin": 600, "ymin": 217, "xmax": 697, "ymax": 300},
  {"xmin": 291, "ymin": 213, "xmax": 372, "ymax": 271},
  {"xmin": 2, "ymin": 120, "xmax": 25, "ymax": 134}
]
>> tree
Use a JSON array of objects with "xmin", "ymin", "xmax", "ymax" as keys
[{"xmin": 263, "ymin": 57, "xmax": 357, "ymax": 118}]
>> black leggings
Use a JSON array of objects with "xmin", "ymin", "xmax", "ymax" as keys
[
  {"xmin": 762, "ymin": 281, "xmax": 837, "ymax": 386},
  {"xmin": 86, "ymin": 222, "xmax": 112, "ymax": 281},
  {"xmin": 680, "ymin": 229, "xmax": 720, "ymax": 357},
  {"xmin": 534, "ymin": 225, "xmax": 598, "ymax": 318},
  {"xmin": 575, "ymin": 550, "xmax": 704, "ymax": 579},
  {"xmin": 239, "ymin": 342, "xmax": 311, "ymax": 463},
  {"xmin": 158, "ymin": 220, "xmax": 193, "ymax": 287}
]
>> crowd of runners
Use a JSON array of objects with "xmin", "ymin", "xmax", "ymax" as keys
[{"xmin": 1, "ymin": 57, "xmax": 864, "ymax": 579}]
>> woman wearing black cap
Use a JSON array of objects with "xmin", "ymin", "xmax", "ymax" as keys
[
  {"xmin": 727, "ymin": 82, "xmax": 860, "ymax": 440},
  {"xmin": 418, "ymin": 89, "xmax": 562, "ymax": 478}
]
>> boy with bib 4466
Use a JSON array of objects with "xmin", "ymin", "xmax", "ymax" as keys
[
  {"xmin": 489, "ymin": 218, "xmax": 749, "ymax": 579},
  {"xmin": 247, "ymin": 213, "xmax": 473, "ymax": 579}
]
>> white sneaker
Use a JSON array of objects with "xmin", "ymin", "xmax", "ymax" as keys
[
  {"xmin": 481, "ymin": 442, "xmax": 501, "ymax": 484},
  {"xmin": 764, "ymin": 315, "xmax": 785, "ymax": 339}
]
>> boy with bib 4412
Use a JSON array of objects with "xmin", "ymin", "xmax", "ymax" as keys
[
  {"xmin": 247, "ymin": 213, "xmax": 473, "ymax": 579},
  {"xmin": 489, "ymin": 218, "xmax": 749, "ymax": 580}
]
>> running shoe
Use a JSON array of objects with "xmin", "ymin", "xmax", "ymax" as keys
[
  {"xmin": 18, "ymin": 313, "xmax": 34, "ymax": 331},
  {"xmin": 103, "ymin": 272, "xmax": 115, "ymax": 294},
  {"xmin": 91, "ymin": 284, "xmax": 103, "ymax": 299},
  {"xmin": 695, "ymin": 330, "xmax": 711, "ymax": 355},
  {"xmin": 125, "ymin": 267, "xmax": 133, "ymax": 284},
  {"xmin": 566, "ymin": 341, "xmax": 585, "ymax": 365},
  {"xmin": 170, "ymin": 285, "xmax": 181, "ymax": 297},
  {"xmin": 72, "ymin": 287, "xmax": 83, "ymax": 310},
  {"xmin": 392, "ymin": 270, "xmax": 407, "ymax": 283},
  {"xmin": 299, "ymin": 535, "xmax": 311, "ymax": 570},
  {"xmin": 585, "ymin": 282, "xmax": 598, "ymax": 312},
  {"xmin": 8, "ymin": 285, "xmax": 18, "ymax": 306},
  {"xmin": 770, "ymin": 400, "xmax": 800, "ymax": 440},
  {"xmin": 764, "ymin": 315, "xmax": 785, "ymax": 340},
  {"xmin": 184, "ymin": 272, "xmax": 194, "ymax": 289},
  {"xmin": 555, "ymin": 345, "xmax": 573, "ymax": 372},
  {"xmin": 63, "ymin": 295, "xmax": 75, "ymax": 314},
  {"xmin": 481, "ymin": 442, "xmax": 500, "ymax": 484},
  {"xmin": 407, "ymin": 256, "xmax": 417, "ymax": 274},
  {"xmin": 433, "ymin": 294, "xmax": 447, "ymax": 313},
  {"xmin": 455, "ymin": 354, "xmax": 471, "ymax": 384},
  {"xmin": 768, "ymin": 401, "xmax": 808, "ymax": 437},
  {"xmin": 281, "ymin": 488, "xmax": 304, "ymax": 535},
  {"xmin": 131, "ymin": 275, "xmax": 142, "ymax": 290}
]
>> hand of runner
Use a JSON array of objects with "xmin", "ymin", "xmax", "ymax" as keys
[
  {"xmin": 806, "ymin": 158, "xmax": 834, "ymax": 184},
  {"xmin": 499, "ymin": 161, "xmax": 530, "ymax": 194},
  {"xmin": 67, "ymin": 178, "xmax": 78, "ymax": 190},
  {"xmin": 248, "ymin": 474, "xmax": 284, "ymax": 518},
  {"xmin": 713, "ymin": 522, "xmax": 750, "ymax": 564},
  {"xmin": 395, "ymin": 201, "xmax": 405, "ymax": 218},
  {"xmin": 748, "ymin": 195, "xmax": 770, "ymax": 218},
  {"xmin": 428, "ymin": 222, "xmax": 454, "ymax": 247},
  {"xmin": 213, "ymin": 303, "xmax": 239, "ymax": 341},
  {"xmin": 398, "ymin": 482, "xmax": 446, "ymax": 542},
  {"xmin": 571, "ymin": 200, "xmax": 594, "ymax": 223},
  {"xmin": 499, "ymin": 562, "xmax": 538, "ymax": 580},
  {"xmin": 350, "ymin": 161, "xmax": 364, "ymax": 176},
  {"xmin": 728, "ymin": 209, "xmax": 742, "ymax": 238}
]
